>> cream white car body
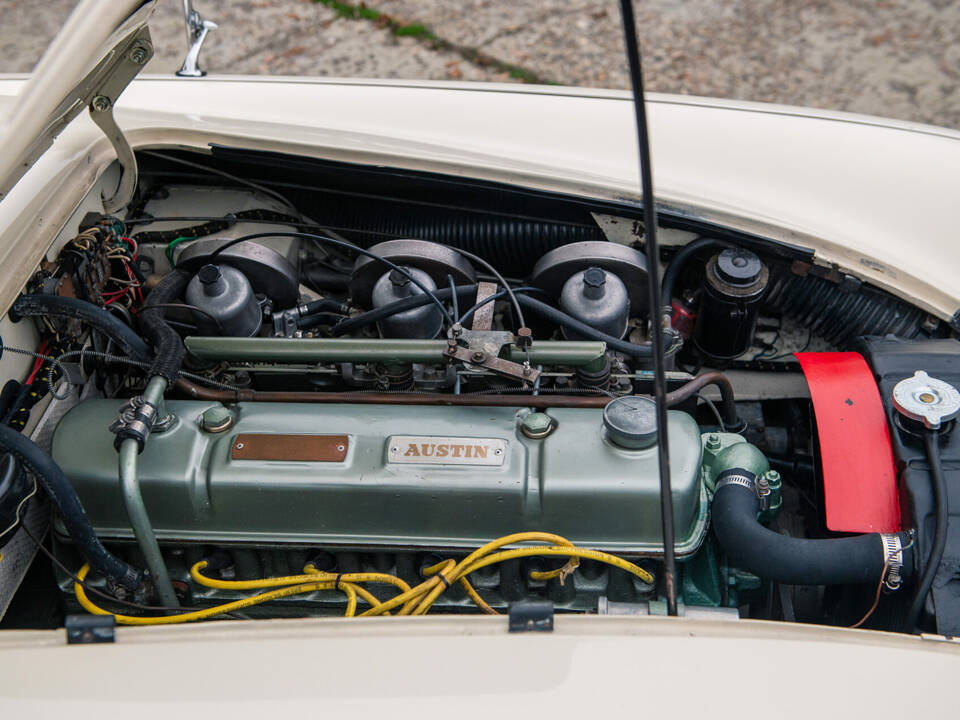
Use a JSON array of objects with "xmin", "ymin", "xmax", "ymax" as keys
[{"xmin": 0, "ymin": 1, "xmax": 958, "ymax": 713}]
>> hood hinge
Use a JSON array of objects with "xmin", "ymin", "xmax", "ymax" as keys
[{"xmin": 85, "ymin": 26, "xmax": 154, "ymax": 213}]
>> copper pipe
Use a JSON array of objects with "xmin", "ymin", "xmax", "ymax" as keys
[
  {"xmin": 177, "ymin": 372, "xmax": 740, "ymax": 417},
  {"xmin": 176, "ymin": 379, "xmax": 611, "ymax": 408}
]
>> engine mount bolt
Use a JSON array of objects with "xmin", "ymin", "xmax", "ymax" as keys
[{"xmin": 706, "ymin": 433, "xmax": 722, "ymax": 451}]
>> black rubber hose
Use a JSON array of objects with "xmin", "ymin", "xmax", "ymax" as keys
[
  {"xmin": 140, "ymin": 269, "xmax": 192, "ymax": 383},
  {"xmin": 331, "ymin": 285, "xmax": 478, "ymax": 336},
  {"xmin": 712, "ymin": 473, "xmax": 913, "ymax": 586},
  {"xmin": 664, "ymin": 371, "xmax": 742, "ymax": 431},
  {"xmin": 516, "ymin": 295, "xmax": 680, "ymax": 358},
  {"xmin": 904, "ymin": 430, "xmax": 948, "ymax": 633},
  {"xmin": 660, "ymin": 237, "xmax": 731, "ymax": 307},
  {"xmin": 0, "ymin": 425, "xmax": 142, "ymax": 590},
  {"xmin": 333, "ymin": 284, "xmax": 680, "ymax": 358},
  {"xmin": 301, "ymin": 298, "xmax": 351, "ymax": 316},
  {"xmin": 302, "ymin": 266, "xmax": 350, "ymax": 291},
  {"xmin": 10, "ymin": 295, "xmax": 151, "ymax": 362}
]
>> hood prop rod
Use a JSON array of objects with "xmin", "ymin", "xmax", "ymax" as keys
[{"xmin": 618, "ymin": 0, "xmax": 679, "ymax": 616}]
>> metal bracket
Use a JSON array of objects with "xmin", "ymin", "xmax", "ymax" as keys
[
  {"xmin": 109, "ymin": 394, "xmax": 176, "ymax": 452},
  {"xmin": 176, "ymin": 1, "xmax": 217, "ymax": 78},
  {"xmin": 446, "ymin": 338, "xmax": 540, "ymax": 385},
  {"xmin": 471, "ymin": 281, "xmax": 498, "ymax": 331},
  {"xmin": 87, "ymin": 28, "xmax": 154, "ymax": 213},
  {"xmin": 65, "ymin": 614, "xmax": 115, "ymax": 644},
  {"xmin": 508, "ymin": 601, "xmax": 554, "ymax": 632}
]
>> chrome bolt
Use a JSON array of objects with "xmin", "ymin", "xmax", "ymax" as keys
[
  {"xmin": 130, "ymin": 46, "xmax": 148, "ymax": 65},
  {"xmin": 91, "ymin": 95, "xmax": 111, "ymax": 112}
]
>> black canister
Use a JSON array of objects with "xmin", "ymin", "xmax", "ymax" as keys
[{"xmin": 693, "ymin": 248, "xmax": 768, "ymax": 362}]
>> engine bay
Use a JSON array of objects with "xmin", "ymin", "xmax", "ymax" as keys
[{"xmin": 0, "ymin": 147, "xmax": 957, "ymax": 633}]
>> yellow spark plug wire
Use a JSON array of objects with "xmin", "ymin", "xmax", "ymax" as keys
[
  {"xmin": 190, "ymin": 560, "xmax": 411, "ymax": 595},
  {"xmin": 410, "ymin": 544, "xmax": 654, "ymax": 616},
  {"xmin": 73, "ymin": 532, "xmax": 656, "ymax": 624},
  {"xmin": 74, "ymin": 564, "xmax": 367, "ymax": 625}
]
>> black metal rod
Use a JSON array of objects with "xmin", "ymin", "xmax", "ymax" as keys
[
  {"xmin": 904, "ymin": 429, "xmax": 948, "ymax": 633},
  {"xmin": 618, "ymin": 0, "xmax": 678, "ymax": 616}
]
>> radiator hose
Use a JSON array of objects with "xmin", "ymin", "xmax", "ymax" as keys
[
  {"xmin": 712, "ymin": 469, "xmax": 912, "ymax": 586},
  {"xmin": 0, "ymin": 425, "xmax": 142, "ymax": 591}
]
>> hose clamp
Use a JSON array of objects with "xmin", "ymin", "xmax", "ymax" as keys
[
  {"xmin": 880, "ymin": 534, "xmax": 904, "ymax": 592},
  {"xmin": 715, "ymin": 469, "xmax": 770, "ymax": 511},
  {"xmin": 109, "ymin": 395, "xmax": 174, "ymax": 453}
]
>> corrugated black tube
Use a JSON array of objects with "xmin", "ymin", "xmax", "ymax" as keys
[
  {"xmin": 765, "ymin": 267, "xmax": 924, "ymax": 346},
  {"xmin": 141, "ymin": 270, "xmax": 192, "ymax": 383},
  {"xmin": 0, "ymin": 425, "xmax": 142, "ymax": 590},
  {"xmin": 316, "ymin": 208, "xmax": 602, "ymax": 273}
]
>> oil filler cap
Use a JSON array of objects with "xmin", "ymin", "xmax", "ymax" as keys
[
  {"xmin": 892, "ymin": 370, "xmax": 960, "ymax": 429},
  {"xmin": 603, "ymin": 395, "xmax": 658, "ymax": 449}
]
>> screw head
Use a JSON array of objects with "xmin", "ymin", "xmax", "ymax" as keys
[
  {"xmin": 388, "ymin": 268, "xmax": 409, "ymax": 287},
  {"xmin": 130, "ymin": 46, "xmax": 148, "ymax": 64},
  {"xmin": 91, "ymin": 95, "xmax": 111, "ymax": 112},
  {"xmin": 583, "ymin": 267, "xmax": 607, "ymax": 288},
  {"xmin": 235, "ymin": 442, "xmax": 244, "ymax": 450},
  {"xmin": 471, "ymin": 351, "xmax": 486, "ymax": 363},
  {"xmin": 198, "ymin": 264, "xmax": 222, "ymax": 285}
]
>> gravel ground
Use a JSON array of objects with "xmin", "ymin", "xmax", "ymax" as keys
[{"xmin": 0, "ymin": 0, "xmax": 957, "ymax": 128}]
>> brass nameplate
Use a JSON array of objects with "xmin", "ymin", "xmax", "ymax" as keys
[{"xmin": 232, "ymin": 434, "xmax": 348, "ymax": 462}]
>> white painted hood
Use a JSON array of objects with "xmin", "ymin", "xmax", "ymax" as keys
[{"xmin": 0, "ymin": 0, "xmax": 154, "ymax": 205}]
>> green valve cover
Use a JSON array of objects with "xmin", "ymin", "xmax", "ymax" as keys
[{"xmin": 51, "ymin": 400, "xmax": 707, "ymax": 555}]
